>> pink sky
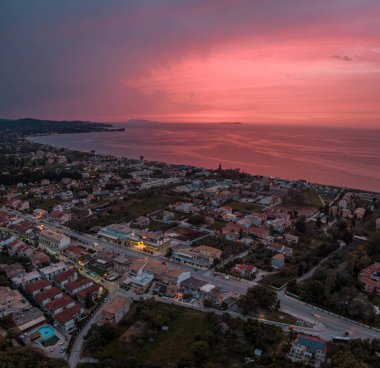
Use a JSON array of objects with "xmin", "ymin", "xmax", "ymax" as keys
[{"xmin": 1, "ymin": 0, "xmax": 380, "ymax": 127}]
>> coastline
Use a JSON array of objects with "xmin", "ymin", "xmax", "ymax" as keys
[{"xmin": 26, "ymin": 134, "xmax": 380, "ymax": 195}]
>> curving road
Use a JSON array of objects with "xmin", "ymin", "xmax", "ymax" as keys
[{"xmin": 4, "ymin": 208, "xmax": 380, "ymax": 343}]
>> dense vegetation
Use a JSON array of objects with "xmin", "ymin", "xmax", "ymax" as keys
[
  {"xmin": 328, "ymin": 339, "xmax": 380, "ymax": 368},
  {"xmin": 288, "ymin": 231, "xmax": 380, "ymax": 325},
  {"xmin": 0, "ymin": 346, "xmax": 68, "ymax": 368},
  {"xmin": 83, "ymin": 299, "xmax": 291, "ymax": 368},
  {"xmin": 0, "ymin": 118, "xmax": 113, "ymax": 135}
]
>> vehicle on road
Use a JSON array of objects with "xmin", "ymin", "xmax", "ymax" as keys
[
  {"xmin": 224, "ymin": 275, "xmax": 230, "ymax": 280},
  {"xmin": 332, "ymin": 336, "xmax": 351, "ymax": 343},
  {"xmin": 312, "ymin": 313, "xmax": 321, "ymax": 318}
]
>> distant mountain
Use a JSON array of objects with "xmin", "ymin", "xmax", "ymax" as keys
[{"xmin": 0, "ymin": 118, "xmax": 124, "ymax": 135}]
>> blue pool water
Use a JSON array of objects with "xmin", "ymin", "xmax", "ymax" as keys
[{"xmin": 38, "ymin": 325, "xmax": 56, "ymax": 342}]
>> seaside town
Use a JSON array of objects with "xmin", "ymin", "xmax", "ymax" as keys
[{"xmin": 1, "ymin": 125, "xmax": 380, "ymax": 368}]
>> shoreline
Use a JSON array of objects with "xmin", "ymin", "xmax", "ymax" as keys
[{"xmin": 26, "ymin": 134, "xmax": 380, "ymax": 195}]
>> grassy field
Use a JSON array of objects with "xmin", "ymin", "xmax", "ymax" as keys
[
  {"xmin": 147, "ymin": 220, "xmax": 177, "ymax": 232},
  {"xmin": 85, "ymin": 300, "xmax": 288, "ymax": 367},
  {"xmin": 302, "ymin": 190, "xmax": 323, "ymax": 208},
  {"xmin": 69, "ymin": 192, "xmax": 185, "ymax": 231},
  {"xmin": 225, "ymin": 200, "xmax": 263, "ymax": 213},
  {"xmin": 128, "ymin": 309, "xmax": 211, "ymax": 367}
]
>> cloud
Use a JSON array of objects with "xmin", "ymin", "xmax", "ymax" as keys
[
  {"xmin": 1, "ymin": 0, "xmax": 380, "ymax": 126},
  {"xmin": 331, "ymin": 55, "xmax": 353, "ymax": 62}
]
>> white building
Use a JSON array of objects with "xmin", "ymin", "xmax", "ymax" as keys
[
  {"xmin": 39, "ymin": 262, "xmax": 68, "ymax": 280},
  {"xmin": 39, "ymin": 229, "xmax": 70, "ymax": 254}
]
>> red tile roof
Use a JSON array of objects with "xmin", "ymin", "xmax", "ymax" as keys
[
  {"xmin": 54, "ymin": 268, "xmax": 77, "ymax": 283},
  {"xmin": 35, "ymin": 287, "xmax": 62, "ymax": 303},
  {"xmin": 65, "ymin": 278, "xmax": 92, "ymax": 293},
  {"xmin": 55, "ymin": 303, "xmax": 83, "ymax": 324},
  {"xmin": 45, "ymin": 294, "xmax": 75, "ymax": 312},
  {"xmin": 25, "ymin": 279, "xmax": 51, "ymax": 294},
  {"xmin": 76, "ymin": 284, "xmax": 101, "ymax": 300}
]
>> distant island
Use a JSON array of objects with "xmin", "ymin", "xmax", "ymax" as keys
[
  {"xmin": 0, "ymin": 118, "xmax": 125, "ymax": 135},
  {"xmin": 218, "ymin": 122, "xmax": 243, "ymax": 125}
]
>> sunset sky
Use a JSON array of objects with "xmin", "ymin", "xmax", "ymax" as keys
[{"xmin": 1, "ymin": 0, "xmax": 380, "ymax": 127}]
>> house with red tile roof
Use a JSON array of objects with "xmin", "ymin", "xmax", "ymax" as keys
[
  {"xmin": 222, "ymin": 222, "xmax": 242, "ymax": 241},
  {"xmin": 232, "ymin": 264, "xmax": 257, "ymax": 277},
  {"xmin": 5, "ymin": 263, "xmax": 25, "ymax": 279},
  {"xmin": 64, "ymin": 278, "xmax": 94, "ymax": 295},
  {"xmin": 76, "ymin": 284, "xmax": 101, "ymax": 303},
  {"xmin": 7, "ymin": 240, "xmax": 33, "ymax": 257},
  {"xmin": 45, "ymin": 295, "xmax": 76, "ymax": 315},
  {"xmin": 55, "ymin": 303, "xmax": 86, "ymax": 331},
  {"xmin": 247, "ymin": 226, "xmax": 270, "ymax": 240},
  {"xmin": 25, "ymin": 279, "xmax": 51, "ymax": 296},
  {"xmin": 358, "ymin": 263, "xmax": 380, "ymax": 295},
  {"xmin": 31, "ymin": 252, "xmax": 51, "ymax": 268},
  {"xmin": 289, "ymin": 334, "xmax": 327, "ymax": 367},
  {"xmin": 35, "ymin": 287, "xmax": 64, "ymax": 306},
  {"xmin": 266, "ymin": 242, "xmax": 285, "ymax": 253},
  {"xmin": 64, "ymin": 245, "xmax": 85, "ymax": 259},
  {"xmin": 53, "ymin": 268, "xmax": 78, "ymax": 288}
]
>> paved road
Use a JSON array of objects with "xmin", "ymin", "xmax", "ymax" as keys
[
  {"xmin": 68, "ymin": 302, "xmax": 106, "ymax": 368},
  {"xmin": 4, "ymin": 208, "xmax": 380, "ymax": 341}
]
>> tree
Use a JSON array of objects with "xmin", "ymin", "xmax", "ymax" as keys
[
  {"xmin": 203, "ymin": 299, "xmax": 213, "ymax": 308},
  {"xmin": 85, "ymin": 293, "xmax": 95, "ymax": 309},
  {"xmin": 191, "ymin": 341, "xmax": 209, "ymax": 366},
  {"xmin": 188, "ymin": 214, "xmax": 205, "ymax": 226},
  {"xmin": 237, "ymin": 285, "xmax": 278, "ymax": 313},
  {"xmin": 300, "ymin": 280, "xmax": 325, "ymax": 305},
  {"xmin": 331, "ymin": 350, "xmax": 368, "ymax": 368},
  {"xmin": 0, "ymin": 346, "xmax": 67, "ymax": 368},
  {"xmin": 295, "ymin": 216, "xmax": 307, "ymax": 234},
  {"xmin": 286, "ymin": 279, "xmax": 298, "ymax": 294},
  {"xmin": 165, "ymin": 247, "xmax": 173, "ymax": 258}
]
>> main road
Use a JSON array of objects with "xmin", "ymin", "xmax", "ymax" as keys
[{"xmin": 4, "ymin": 208, "xmax": 380, "ymax": 341}]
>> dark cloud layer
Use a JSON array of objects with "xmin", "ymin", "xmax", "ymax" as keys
[{"xmin": 1, "ymin": 0, "xmax": 379, "ymax": 124}]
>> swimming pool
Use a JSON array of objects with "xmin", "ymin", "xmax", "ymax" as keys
[{"xmin": 38, "ymin": 325, "xmax": 59, "ymax": 347}]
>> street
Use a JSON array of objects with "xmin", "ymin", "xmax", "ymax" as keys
[{"xmin": 4, "ymin": 208, "xmax": 380, "ymax": 342}]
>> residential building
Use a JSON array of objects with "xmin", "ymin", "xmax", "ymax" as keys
[
  {"xmin": 113, "ymin": 255, "xmax": 133, "ymax": 275},
  {"xmin": 130, "ymin": 272, "xmax": 154, "ymax": 294},
  {"xmin": 12, "ymin": 271, "xmax": 42, "ymax": 287},
  {"xmin": 232, "ymin": 264, "xmax": 257, "ymax": 278},
  {"xmin": 64, "ymin": 278, "xmax": 94, "ymax": 295},
  {"xmin": 25, "ymin": 279, "xmax": 52, "ymax": 296},
  {"xmin": 271, "ymin": 253, "xmax": 285, "ymax": 269},
  {"xmin": 39, "ymin": 262, "xmax": 67, "ymax": 280},
  {"xmin": 53, "ymin": 268, "xmax": 78, "ymax": 288},
  {"xmin": 100, "ymin": 295, "xmax": 130, "ymax": 326},
  {"xmin": 34, "ymin": 287, "xmax": 64, "ymax": 306},
  {"xmin": 39, "ymin": 229, "xmax": 70, "ymax": 253},
  {"xmin": 171, "ymin": 245, "xmax": 222, "ymax": 268},
  {"xmin": 98, "ymin": 224, "xmax": 134, "ymax": 242},
  {"xmin": 31, "ymin": 252, "xmax": 51, "ymax": 268},
  {"xmin": 5, "ymin": 263, "xmax": 25, "ymax": 279},
  {"xmin": 76, "ymin": 284, "xmax": 101, "ymax": 303},
  {"xmin": 358, "ymin": 263, "xmax": 380, "ymax": 295},
  {"xmin": 55, "ymin": 303, "xmax": 85, "ymax": 331},
  {"xmin": 45, "ymin": 295, "xmax": 76, "ymax": 315},
  {"xmin": 289, "ymin": 334, "xmax": 327, "ymax": 368}
]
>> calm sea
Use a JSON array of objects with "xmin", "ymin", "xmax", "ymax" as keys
[{"xmin": 29, "ymin": 121, "xmax": 380, "ymax": 192}]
